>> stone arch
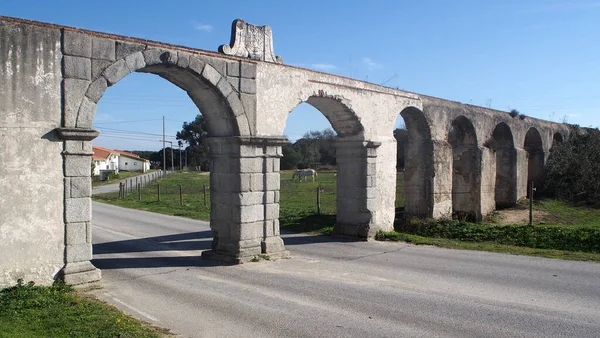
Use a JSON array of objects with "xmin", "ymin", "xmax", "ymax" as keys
[
  {"xmin": 490, "ymin": 122, "xmax": 517, "ymax": 207},
  {"xmin": 553, "ymin": 132, "xmax": 564, "ymax": 146},
  {"xmin": 524, "ymin": 127, "xmax": 545, "ymax": 194},
  {"xmin": 448, "ymin": 116, "xmax": 481, "ymax": 220},
  {"xmin": 399, "ymin": 106, "xmax": 434, "ymax": 217},
  {"xmin": 65, "ymin": 46, "xmax": 251, "ymax": 137},
  {"xmin": 300, "ymin": 94, "xmax": 364, "ymax": 138}
]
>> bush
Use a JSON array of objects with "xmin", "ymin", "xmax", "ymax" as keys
[
  {"xmin": 392, "ymin": 218, "xmax": 600, "ymax": 253},
  {"xmin": 544, "ymin": 125, "xmax": 600, "ymax": 204}
]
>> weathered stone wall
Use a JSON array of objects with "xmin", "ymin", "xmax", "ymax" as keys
[{"xmin": 0, "ymin": 20, "xmax": 64, "ymax": 287}]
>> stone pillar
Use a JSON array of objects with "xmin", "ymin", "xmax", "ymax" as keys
[
  {"xmin": 480, "ymin": 147, "xmax": 497, "ymax": 218},
  {"xmin": 515, "ymin": 147, "xmax": 529, "ymax": 200},
  {"xmin": 202, "ymin": 136, "xmax": 289, "ymax": 263},
  {"xmin": 334, "ymin": 138, "xmax": 394, "ymax": 238},
  {"xmin": 431, "ymin": 141, "xmax": 453, "ymax": 218},
  {"xmin": 55, "ymin": 128, "xmax": 101, "ymax": 288},
  {"xmin": 404, "ymin": 138, "xmax": 435, "ymax": 218}
]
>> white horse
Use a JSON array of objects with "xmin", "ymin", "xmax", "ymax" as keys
[{"xmin": 292, "ymin": 169, "xmax": 317, "ymax": 182}]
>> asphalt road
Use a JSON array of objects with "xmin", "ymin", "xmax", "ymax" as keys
[{"xmin": 90, "ymin": 202, "xmax": 600, "ymax": 338}]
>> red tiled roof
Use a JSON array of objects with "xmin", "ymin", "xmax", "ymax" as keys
[{"xmin": 92, "ymin": 146, "xmax": 116, "ymax": 160}]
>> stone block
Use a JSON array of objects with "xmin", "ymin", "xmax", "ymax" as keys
[
  {"xmin": 143, "ymin": 49, "xmax": 177, "ymax": 66},
  {"xmin": 125, "ymin": 52, "xmax": 145, "ymax": 72},
  {"xmin": 76, "ymin": 96, "xmax": 97, "ymax": 128},
  {"xmin": 92, "ymin": 37, "xmax": 115, "ymax": 61},
  {"xmin": 265, "ymin": 203, "xmax": 279, "ymax": 220},
  {"xmin": 239, "ymin": 157, "xmax": 262, "ymax": 173},
  {"xmin": 238, "ymin": 192, "xmax": 264, "ymax": 206},
  {"xmin": 217, "ymin": 77, "xmax": 233, "ymax": 98},
  {"xmin": 66, "ymin": 243, "xmax": 92, "ymax": 263},
  {"xmin": 66, "ymin": 222, "xmax": 87, "ymax": 245},
  {"xmin": 70, "ymin": 176, "xmax": 91, "ymax": 198},
  {"xmin": 266, "ymin": 191, "xmax": 275, "ymax": 204},
  {"xmin": 261, "ymin": 237, "xmax": 286, "ymax": 255},
  {"xmin": 188, "ymin": 56, "xmax": 206, "ymax": 75},
  {"xmin": 274, "ymin": 190, "xmax": 280, "ymax": 203},
  {"xmin": 177, "ymin": 52, "xmax": 190, "ymax": 68},
  {"xmin": 86, "ymin": 221, "xmax": 92, "ymax": 243},
  {"xmin": 197, "ymin": 56, "xmax": 226, "ymax": 76},
  {"xmin": 63, "ymin": 78, "xmax": 90, "ymax": 127},
  {"xmin": 231, "ymin": 221, "xmax": 263, "ymax": 241},
  {"xmin": 249, "ymin": 173, "xmax": 264, "ymax": 192},
  {"xmin": 240, "ymin": 93, "xmax": 256, "ymax": 117},
  {"xmin": 266, "ymin": 173, "xmax": 280, "ymax": 190},
  {"xmin": 227, "ymin": 61, "xmax": 240, "ymax": 77},
  {"xmin": 202, "ymin": 64, "xmax": 221, "ymax": 86},
  {"xmin": 227, "ymin": 76, "xmax": 240, "ymax": 90},
  {"xmin": 241, "ymin": 62, "xmax": 256, "ymax": 78},
  {"xmin": 85, "ymin": 76, "xmax": 107, "ymax": 103},
  {"xmin": 64, "ymin": 139, "xmax": 85, "ymax": 157},
  {"xmin": 233, "ymin": 204, "xmax": 263, "ymax": 223},
  {"xmin": 240, "ymin": 78, "xmax": 256, "ymax": 94},
  {"xmin": 65, "ymin": 156, "xmax": 92, "ymax": 177},
  {"xmin": 63, "ymin": 55, "xmax": 91, "ymax": 80},
  {"xmin": 65, "ymin": 197, "xmax": 91, "ymax": 223},
  {"xmin": 91, "ymin": 59, "xmax": 113, "ymax": 79},
  {"xmin": 116, "ymin": 41, "xmax": 146, "ymax": 59},
  {"xmin": 63, "ymin": 30, "xmax": 92, "ymax": 57},
  {"xmin": 103, "ymin": 59, "xmax": 129, "ymax": 85}
]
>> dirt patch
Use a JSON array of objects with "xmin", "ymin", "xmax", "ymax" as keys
[{"xmin": 493, "ymin": 209, "xmax": 550, "ymax": 225}]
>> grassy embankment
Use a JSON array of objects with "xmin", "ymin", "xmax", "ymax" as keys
[
  {"xmin": 0, "ymin": 280, "xmax": 169, "ymax": 338},
  {"xmin": 93, "ymin": 171, "xmax": 600, "ymax": 261}
]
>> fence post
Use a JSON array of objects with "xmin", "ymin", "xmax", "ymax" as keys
[
  {"xmin": 138, "ymin": 183, "xmax": 141, "ymax": 201},
  {"xmin": 136, "ymin": 177, "xmax": 138, "ymax": 189},
  {"xmin": 203, "ymin": 185, "xmax": 207, "ymax": 207},
  {"xmin": 157, "ymin": 183, "xmax": 161, "ymax": 202},
  {"xmin": 118, "ymin": 182, "xmax": 123, "ymax": 199},
  {"xmin": 129, "ymin": 179, "xmax": 133, "ymax": 193},
  {"xmin": 179, "ymin": 185, "xmax": 183, "ymax": 206},
  {"xmin": 529, "ymin": 181, "xmax": 534, "ymax": 226},
  {"xmin": 316, "ymin": 186, "xmax": 321, "ymax": 215}
]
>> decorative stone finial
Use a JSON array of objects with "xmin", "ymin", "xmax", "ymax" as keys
[{"xmin": 219, "ymin": 19, "xmax": 283, "ymax": 64}]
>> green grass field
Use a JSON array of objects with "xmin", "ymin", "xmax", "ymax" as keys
[
  {"xmin": 93, "ymin": 171, "xmax": 600, "ymax": 261},
  {"xmin": 0, "ymin": 280, "xmax": 168, "ymax": 337}
]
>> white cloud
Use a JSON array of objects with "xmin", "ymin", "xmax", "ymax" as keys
[
  {"xmin": 363, "ymin": 57, "xmax": 382, "ymax": 71},
  {"xmin": 311, "ymin": 63, "xmax": 338, "ymax": 72},
  {"xmin": 193, "ymin": 22, "xmax": 214, "ymax": 32}
]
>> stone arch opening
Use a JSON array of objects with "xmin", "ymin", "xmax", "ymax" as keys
[
  {"xmin": 490, "ymin": 122, "xmax": 517, "ymax": 208},
  {"xmin": 60, "ymin": 44, "xmax": 259, "ymax": 284},
  {"xmin": 282, "ymin": 95, "xmax": 369, "ymax": 236},
  {"xmin": 553, "ymin": 132, "xmax": 564, "ymax": 146},
  {"xmin": 524, "ymin": 127, "xmax": 545, "ymax": 195},
  {"xmin": 448, "ymin": 116, "xmax": 481, "ymax": 221},
  {"xmin": 397, "ymin": 106, "xmax": 434, "ymax": 218}
]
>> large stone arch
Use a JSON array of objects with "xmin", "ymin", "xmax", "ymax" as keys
[
  {"xmin": 57, "ymin": 32, "xmax": 273, "ymax": 285},
  {"xmin": 448, "ymin": 115, "xmax": 483, "ymax": 220},
  {"xmin": 490, "ymin": 122, "xmax": 517, "ymax": 207},
  {"xmin": 524, "ymin": 127, "xmax": 545, "ymax": 194},
  {"xmin": 400, "ymin": 106, "xmax": 434, "ymax": 217},
  {"xmin": 63, "ymin": 38, "xmax": 250, "ymax": 136}
]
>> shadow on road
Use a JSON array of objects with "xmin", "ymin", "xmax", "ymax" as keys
[{"xmin": 94, "ymin": 231, "xmax": 213, "ymax": 254}]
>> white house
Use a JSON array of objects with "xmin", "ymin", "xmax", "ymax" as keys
[
  {"xmin": 92, "ymin": 146, "xmax": 151, "ymax": 178},
  {"xmin": 92, "ymin": 146, "xmax": 119, "ymax": 177},
  {"xmin": 114, "ymin": 150, "xmax": 151, "ymax": 173}
]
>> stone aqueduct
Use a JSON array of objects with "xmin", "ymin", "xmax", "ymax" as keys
[{"xmin": 0, "ymin": 16, "xmax": 567, "ymax": 288}]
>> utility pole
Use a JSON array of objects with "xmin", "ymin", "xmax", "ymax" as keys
[
  {"xmin": 178, "ymin": 141, "xmax": 182, "ymax": 170},
  {"xmin": 162, "ymin": 116, "xmax": 166, "ymax": 174}
]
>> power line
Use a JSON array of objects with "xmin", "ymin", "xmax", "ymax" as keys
[{"xmin": 94, "ymin": 118, "xmax": 163, "ymax": 125}]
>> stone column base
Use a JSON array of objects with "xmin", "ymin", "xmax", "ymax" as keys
[{"xmin": 60, "ymin": 261, "xmax": 101, "ymax": 290}]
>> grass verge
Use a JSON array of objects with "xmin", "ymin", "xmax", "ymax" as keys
[
  {"xmin": 375, "ymin": 231, "xmax": 600, "ymax": 262},
  {"xmin": 0, "ymin": 280, "xmax": 170, "ymax": 338}
]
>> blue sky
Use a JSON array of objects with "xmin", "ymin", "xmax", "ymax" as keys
[{"xmin": 3, "ymin": 0, "xmax": 600, "ymax": 150}]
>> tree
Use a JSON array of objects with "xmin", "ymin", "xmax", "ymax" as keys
[
  {"xmin": 543, "ymin": 125, "xmax": 600, "ymax": 204},
  {"xmin": 176, "ymin": 114, "xmax": 210, "ymax": 171}
]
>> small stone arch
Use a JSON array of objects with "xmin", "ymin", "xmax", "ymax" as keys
[
  {"xmin": 552, "ymin": 132, "xmax": 564, "ymax": 146},
  {"xmin": 298, "ymin": 94, "xmax": 364, "ymax": 138},
  {"xmin": 490, "ymin": 122, "xmax": 517, "ymax": 207},
  {"xmin": 524, "ymin": 127, "xmax": 545, "ymax": 194},
  {"xmin": 448, "ymin": 116, "xmax": 481, "ymax": 220},
  {"xmin": 400, "ymin": 106, "xmax": 434, "ymax": 217}
]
